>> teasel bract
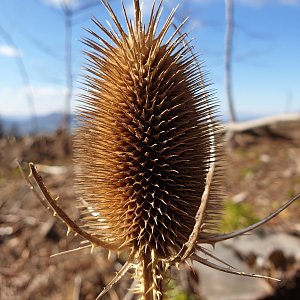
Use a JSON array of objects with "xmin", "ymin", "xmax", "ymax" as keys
[{"xmin": 26, "ymin": 0, "xmax": 300, "ymax": 299}]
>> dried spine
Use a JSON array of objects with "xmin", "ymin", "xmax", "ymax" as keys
[{"xmin": 24, "ymin": 1, "xmax": 300, "ymax": 299}]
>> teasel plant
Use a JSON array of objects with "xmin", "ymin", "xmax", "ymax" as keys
[{"xmin": 23, "ymin": 0, "xmax": 300, "ymax": 299}]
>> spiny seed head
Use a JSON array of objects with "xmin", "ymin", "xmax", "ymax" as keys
[
  {"xmin": 24, "ymin": 1, "xmax": 298, "ymax": 298},
  {"xmin": 75, "ymin": 0, "xmax": 222, "ymax": 266}
]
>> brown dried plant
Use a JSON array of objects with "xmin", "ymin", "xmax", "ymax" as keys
[{"xmin": 24, "ymin": 0, "xmax": 300, "ymax": 299}]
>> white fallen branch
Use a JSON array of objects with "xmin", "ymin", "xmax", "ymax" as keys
[{"xmin": 223, "ymin": 113, "xmax": 300, "ymax": 133}]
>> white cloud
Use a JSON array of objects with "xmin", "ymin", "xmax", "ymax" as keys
[
  {"xmin": 25, "ymin": 86, "xmax": 67, "ymax": 97},
  {"xmin": 42, "ymin": 0, "xmax": 79, "ymax": 8},
  {"xmin": 0, "ymin": 45, "xmax": 22, "ymax": 57},
  {"xmin": 0, "ymin": 85, "xmax": 69, "ymax": 116}
]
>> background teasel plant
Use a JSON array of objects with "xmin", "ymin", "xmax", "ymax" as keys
[{"xmin": 26, "ymin": 0, "xmax": 300, "ymax": 299}]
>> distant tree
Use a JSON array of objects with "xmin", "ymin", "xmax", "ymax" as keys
[
  {"xmin": 0, "ymin": 115, "xmax": 4, "ymax": 138},
  {"xmin": 9, "ymin": 123, "xmax": 20, "ymax": 138},
  {"xmin": 0, "ymin": 24, "xmax": 39, "ymax": 133},
  {"xmin": 59, "ymin": 1, "xmax": 99, "ymax": 134},
  {"xmin": 225, "ymin": 0, "xmax": 237, "ymax": 122}
]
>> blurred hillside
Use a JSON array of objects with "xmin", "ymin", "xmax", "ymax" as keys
[
  {"xmin": 0, "ymin": 112, "xmax": 270, "ymax": 136},
  {"xmin": 0, "ymin": 113, "xmax": 75, "ymax": 135}
]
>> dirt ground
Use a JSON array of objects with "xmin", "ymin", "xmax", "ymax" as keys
[{"xmin": 0, "ymin": 121, "xmax": 299, "ymax": 300}]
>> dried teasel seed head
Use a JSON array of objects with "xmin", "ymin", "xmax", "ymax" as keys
[
  {"xmin": 23, "ymin": 0, "xmax": 299, "ymax": 299},
  {"xmin": 74, "ymin": 0, "xmax": 223, "ymax": 298},
  {"xmin": 75, "ymin": 3, "xmax": 222, "ymax": 255}
]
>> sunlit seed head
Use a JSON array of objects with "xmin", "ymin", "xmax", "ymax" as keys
[{"xmin": 74, "ymin": 0, "xmax": 222, "ymax": 263}]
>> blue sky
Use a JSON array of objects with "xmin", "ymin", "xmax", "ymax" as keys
[{"xmin": 0, "ymin": 0, "xmax": 299, "ymax": 120}]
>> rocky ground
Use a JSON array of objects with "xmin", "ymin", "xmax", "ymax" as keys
[{"xmin": 0, "ymin": 121, "xmax": 300, "ymax": 300}]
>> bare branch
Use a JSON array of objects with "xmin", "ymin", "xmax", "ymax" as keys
[
  {"xmin": 62, "ymin": 6, "xmax": 73, "ymax": 134},
  {"xmin": 225, "ymin": 0, "xmax": 237, "ymax": 122},
  {"xmin": 224, "ymin": 113, "xmax": 300, "ymax": 133}
]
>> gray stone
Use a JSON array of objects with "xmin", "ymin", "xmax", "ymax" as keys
[{"xmin": 190, "ymin": 231, "xmax": 300, "ymax": 300}]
